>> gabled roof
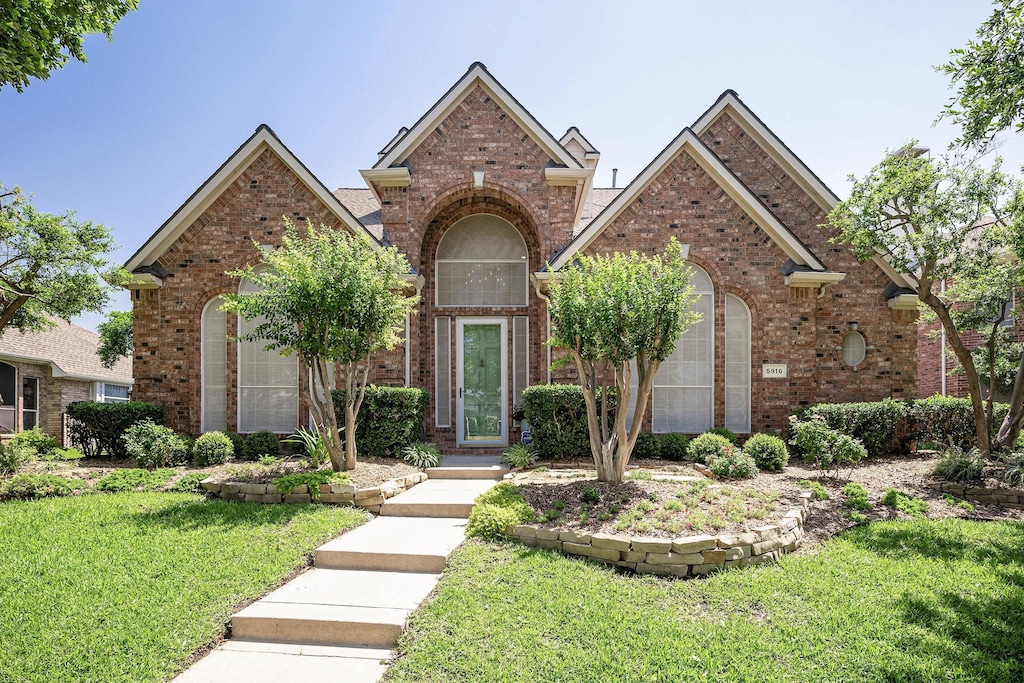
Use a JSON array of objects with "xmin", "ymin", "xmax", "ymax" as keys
[
  {"xmin": 371, "ymin": 62, "xmax": 583, "ymax": 171},
  {"xmin": 559, "ymin": 127, "xmax": 600, "ymax": 157},
  {"xmin": 693, "ymin": 90, "xmax": 917, "ymax": 291},
  {"xmin": 0, "ymin": 320, "xmax": 132, "ymax": 384},
  {"xmin": 125, "ymin": 125, "xmax": 381, "ymax": 274},
  {"xmin": 550, "ymin": 128, "xmax": 828, "ymax": 272}
]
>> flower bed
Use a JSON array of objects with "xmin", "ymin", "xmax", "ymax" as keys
[{"xmin": 200, "ymin": 471, "xmax": 427, "ymax": 512}]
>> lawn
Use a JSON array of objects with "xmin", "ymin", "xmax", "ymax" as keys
[
  {"xmin": 0, "ymin": 493, "xmax": 367, "ymax": 682},
  {"xmin": 386, "ymin": 519, "xmax": 1024, "ymax": 683}
]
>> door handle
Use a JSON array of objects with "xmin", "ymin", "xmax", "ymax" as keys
[{"xmin": 459, "ymin": 387, "xmax": 463, "ymax": 398}]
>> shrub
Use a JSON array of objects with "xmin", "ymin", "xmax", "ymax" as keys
[
  {"xmin": 580, "ymin": 485, "xmax": 601, "ymax": 504},
  {"xmin": 402, "ymin": 442, "xmax": 443, "ymax": 469},
  {"xmin": 466, "ymin": 482, "xmax": 535, "ymax": 539},
  {"xmin": 799, "ymin": 399, "xmax": 913, "ymax": 457},
  {"xmin": 706, "ymin": 446, "xmax": 759, "ymax": 479},
  {"xmin": 52, "ymin": 447, "xmax": 84, "ymax": 460},
  {"xmin": 122, "ymin": 422, "xmax": 190, "ymax": 469},
  {"xmin": 630, "ymin": 432, "xmax": 659, "ymax": 460},
  {"xmin": 0, "ymin": 473, "xmax": 82, "ymax": 500},
  {"xmin": 912, "ymin": 395, "xmax": 1008, "ymax": 451},
  {"xmin": 501, "ymin": 443, "xmax": 538, "ymax": 469},
  {"xmin": 272, "ymin": 471, "xmax": 349, "ymax": 501},
  {"xmin": 881, "ymin": 488, "xmax": 928, "ymax": 517},
  {"xmin": 0, "ymin": 442, "xmax": 36, "ymax": 474},
  {"xmin": 95, "ymin": 468, "xmax": 175, "ymax": 492},
  {"xmin": 688, "ymin": 433, "xmax": 732, "ymax": 465},
  {"xmin": 284, "ymin": 428, "xmax": 331, "ymax": 467},
  {"xmin": 789, "ymin": 417, "xmax": 867, "ymax": 473},
  {"xmin": 658, "ymin": 432, "xmax": 690, "ymax": 461},
  {"xmin": 332, "ymin": 386, "xmax": 429, "ymax": 458},
  {"xmin": 65, "ymin": 401, "xmax": 164, "ymax": 459},
  {"xmin": 192, "ymin": 431, "xmax": 234, "ymax": 467},
  {"xmin": 743, "ymin": 433, "xmax": 789, "ymax": 471},
  {"xmin": 225, "ymin": 432, "xmax": 246, "ymax": 459},
  {"xmin": 998, "ymin": 452, "xmax": 1024, "ymax": 488},
  {"xmin": 798, "ymin": 479, "xmax": 830, "ymax": 500},
  {"xmin": 10, "ymin": 426, "xmax": 58, "ymax": 455},
  {"xmin": 172, "ymin": 472, "xmax": 208, "ymax": 494},
  {"xmin": 242, "ymin": 431, "xmax": 281, "ymax": 461},
  {"xmin": 932, "ymin": 445, "xmax": 986, "ymax": 482},
  {"xmin": 841, "ymin": 482, "xmax": 872, "ymax": 511},
  {"xmin": 522, "ymin": 384, "xmax": 616, "ymax": 460},
  {"xmin": 708, "ymin": 427, "xmax": 738, "ymax": 444}
]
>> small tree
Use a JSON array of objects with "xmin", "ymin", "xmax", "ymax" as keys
[
  {"xmin": 221, "ymin": 220, "xmax": 416, "ymax": 472},
  {"xmin": 827, "ymin": 147, "xmax": 1024, "ymax": 455},
  {"xmin": 97, "ymin": 310, "xmax": 132, "ymax": 368},
  {"xmin": 547, "ymin": 238, "xmax": 701, "ymax": 482},
  {"xmin": 0, "ymin": 184, "xmax": 128, "ymax": 335}
]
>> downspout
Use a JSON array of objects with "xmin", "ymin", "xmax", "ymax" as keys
[
  {"xmin": 941, "ymin": 279, "xmax": 947, "ymax": 396},
  {"xmin": 532, "ymin": 275, "xmax": 553, "ymax": 384}
]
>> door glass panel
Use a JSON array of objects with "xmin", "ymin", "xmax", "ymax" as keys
[{"xmin": 463, "ymin": 324, "xmax": 502, "ymax": 440}]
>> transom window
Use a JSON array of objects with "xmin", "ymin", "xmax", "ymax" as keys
[{"xmin": 436, "ymin": 214, "xmax": 528, "ymax": 307}]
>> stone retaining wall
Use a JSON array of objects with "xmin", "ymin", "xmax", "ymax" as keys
[
  {"xmin": 927, "ymin": 482, "xmax": 1024, "ymax": 509},
  {"xmin": 200, "ymin": 472, "xmax": 428, "ymax": 513},
  {"xmin": 508, "ymin": 491, "xmax": 814, "ymax": 578}
]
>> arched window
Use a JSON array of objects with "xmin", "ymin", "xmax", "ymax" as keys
[
  {"xmin": 0, "ymin": 362, "xmax": 15, "ymax": 433},
  {"xmin": 725, "ymin": 294, "xmax": 751, "ymax": 433},
  {"xmin": 653, "ymin": 264, "xmax": 714, "ymax": 433},
  {"xmin": 201, "ymin": 297, "xmax": 227, "ymax": 432},
  {"xmin": 436, "ymin": 214, "xmax": 528, "ymax": 307},
  {"xmin": 237, "ymin": 277, "xmax": 299, "ymax": 433}
]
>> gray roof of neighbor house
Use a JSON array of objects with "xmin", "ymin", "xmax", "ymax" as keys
[{"xmin": 0, "ymin": 320, "xmax": 132, "ymax": 384}]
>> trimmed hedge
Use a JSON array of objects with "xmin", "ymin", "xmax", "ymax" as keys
[
  {"xmin": 332, "ymin": 386, "xmax": 429, "ymax": 458},
  {"xmin": 913, "ymin": 396, "xmax": 1008, "ymax": 450},
  {"xmin": 65, "ymin": 401, "xmax": 164, "ymax": 459},
  {"xmin": 522, "ymin": 384, "xmax": 617, "ymax": 460}
]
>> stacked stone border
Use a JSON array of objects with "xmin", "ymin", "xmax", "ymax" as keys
[
  {"xmin": 927, "ymin": 482, "xmax": 1024, "ymax": 509},
  {"xmin": 199, "ymin": 472, "xmax": 428, "ymax": 513},
  {"xmin": 507, "ymin": 490, "xmax": 814, "ymax": 578}
]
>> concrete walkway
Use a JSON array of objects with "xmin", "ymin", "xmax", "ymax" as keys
[{"xmin": 175, "ymin": 456, "xmax": 506, "ymax": 683}]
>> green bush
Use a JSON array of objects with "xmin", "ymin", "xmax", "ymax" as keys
[
  {"xmin": 242, "ymin": 431, "xmax": 281, "ymax": 461},
  {"xmin": 66, "ymin": 401, "xmax": 164, "ymax": 459},
  {"xmin": 798, "ymin": 399, "xmax": 913, "ymax": 457},
  {"xmin": 798, "ymin": 479, "xmax": 830, "ymax": 500},
  {"xmin": 95, "ymin": 468, "xmax": 175, "ymax": 493},
  {"xmin": 657, "ymin": 433, "xmax": 690, "ymax": 461},
  {"xmin": 790, "ymin": 417, "xmax": 867, "ymax": 473},
  {"xmin": 225, "ymin": 432, "xmax": 246, "ymax": 459},
  {"xmin": 466, "ymin": 482, "xmax": 535, "ymax": 540},
  {"xmin": 932, "ymin": 445, "xmax": 986, "ymax": 482},
  {"xmin": 172, "ymin": 472, "xmax": 208, "ymax": 494},
  {"xmin": 881, "ymin": 488, "xmax": 928, "ymax": 518},
  {"xmin": 688, "ymin": 433, "xmax": 732, "ymax": 465},
  {"xmin": 402, "ymin": 442, "xmax": 443, "ymax": 469},
  {"xmin": 706, "ymin": 446, "xmax": 759, "ymax": 479},
  {"xmin": 912, "ymin": 395, "xmax": 1009, "ymax": 451},
  {"xmin": 841, "ymin": 483, "xmax": 872, "ymax": 511},
  {"xmin": 0, "ymin": 442, "xmax": 36, "ymax": 474},
  {"xmin": 192, "ymin": 431, "xmax": 234, "ymax": 467},
  {"xmin": 10, "ymin": 427, "xmax": 58, "ymax": 455},
  {"xmin": 332, "ymin": 386, "xmax": 429, "ymax": 458},
  {"xmin": 122, "ymin": 422, "xmax": 190, "ymax": 469},
  {"xmin": 631, "ymin": 432, "xmax": 659, "ymax": 460},
  {"xmin": 708, "ymin": 427, "xmax": 738, "ymax": 444},
  {"xmin": 743, "ymin": 433, "xmax": 789, "ymax": 471},
  {"xmin": 998, "ymin": 452, "xmax": 1024, "ymax": 488},
  {"xmin": 271, "ymin": 471, "xmax": 349, "ymax": 501},
  {"xmin": 501, "ymin": 443, "xmax": 538, "ymax": 469},
  {"xmin": 522, "ymin": 384, "xmax": 615, "ymax": 460},
  {"xmin": 0, "ymin": 473, "xmax": 83, "ymax": 499}
]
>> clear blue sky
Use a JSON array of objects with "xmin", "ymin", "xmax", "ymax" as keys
[{"xmin": 2, "ymin": 0, "xmax": 1021, "ymax": 331}]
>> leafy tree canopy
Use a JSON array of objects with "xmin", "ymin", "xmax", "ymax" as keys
[
  {"xmin": 0, "ymin": 0, "xmax": 139, "ymax": 92},
  {"xmin": 97, "ymin": 309, "xmax": 132, "ymax": 368},
  {"xmin": 0, "ymin": 184, "xmax": 129, "ymax": 336}
]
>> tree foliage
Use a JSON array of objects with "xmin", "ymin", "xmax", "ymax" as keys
[
  {"xmin": 0, "ymin": 184, "xmax": 128, "ymax": 336},
  {"xmin": 221, "ymin": 220, "xmax": 417, "ymax": 472},
  {"xmin": 0, "ymin": 0, "xmax": 139, "ymax": 92},
  {"xmin": 97, "ymin": 309, "xmax": 132, "ymax": 368},
  {"xmin": 938, "ymin": 0, "xmax": 1024, "ymax": 148},
  {"xmin": 826, "ymin": 147, "xmax": 1024, "ymax": 454},
  {"xmin": 547, "ymin": 238, "xmax": 700, "ymax": 482}
]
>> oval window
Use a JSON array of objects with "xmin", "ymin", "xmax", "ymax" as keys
[{"xmin": 842, "ymin": 331, "xmax": 866, "ymax": 367}]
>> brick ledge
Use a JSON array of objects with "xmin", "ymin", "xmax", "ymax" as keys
[{"xmin": 199, "ymin": 471, "xmax": 429, "ymax": 513}]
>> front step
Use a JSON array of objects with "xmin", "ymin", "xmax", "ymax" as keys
[
  {"xmin": 315, "ymin": 516, "xmax": 468, "ymax": 572},
  {"xmin": 174, "ymin": 641, "xmax": 390, "ymax": 683},
  {"xmin": 425, "ymin": 465, "xmax": 508, "ymax": 480},
  {"xmin": 231, "ymin": 602, "xmax": 407, "ymax": 647},
  {"xmin": 379, "ymin": 479, "xmax": 497, "ymax": 518}
]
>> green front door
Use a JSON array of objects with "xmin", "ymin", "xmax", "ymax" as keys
[{"xmin": 460, "ymin": 322, "xmax": 504, "ymax": 443}]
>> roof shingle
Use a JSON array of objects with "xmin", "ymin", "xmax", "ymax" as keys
[{"xmin": 0, "ymin": 320, "xmax": 132, "ymax": 383}]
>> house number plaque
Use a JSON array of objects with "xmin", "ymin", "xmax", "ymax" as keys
[{"xmin": 762, "ymin": 364, "xmax": 788, "ymax": 378}]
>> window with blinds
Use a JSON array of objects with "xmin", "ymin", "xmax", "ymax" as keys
[
  {"xmin": 435, "ymin": 317, "xmax": 451, "ymax": 427},
  {"xmin": 725, "ymin": 294, "xmax": 751, "ymax": 433},
  {"xmin": 201, "ymin": 298, "xmax": 227, "ymax": 432},
  {"xmin": 436, "ymin": 214, "xmax": 528, "ymax": 307},
  {"xmin": 237, "ymin": 279, "xmax": 298, "ymax": 433}
]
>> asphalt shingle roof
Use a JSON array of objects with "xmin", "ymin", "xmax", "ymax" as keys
[{"xmin": 0, "ymin": 320, "xmax": 132, "ymax": 383}]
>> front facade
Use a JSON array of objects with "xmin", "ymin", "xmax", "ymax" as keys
[{"xmin": 126, "ymin": 63, "xmax": 919, "ymax": 451}]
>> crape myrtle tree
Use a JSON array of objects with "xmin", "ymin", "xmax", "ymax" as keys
[
  {"xmin": 0, "ymin": 183, "xmax": 129, "ymax": 335},
  {"xmin": 547, "ymin": 238, "xmax": 701, "ymax": 482},
  {"xmin": 827, "ymin": 148, "xmax": 1024, "ymax": 455},
  {"xmin": 222, "ymin": 220, "xmax": 417, "ymax": 472}
]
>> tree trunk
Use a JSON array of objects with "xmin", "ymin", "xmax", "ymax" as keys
[
  {"xmin": 994, "ymin": 347, "xmax": 1024, "ymax": 450},
  {"xmin": 304, "ymin": 354, "xmax": 345, "ymax": 472}
]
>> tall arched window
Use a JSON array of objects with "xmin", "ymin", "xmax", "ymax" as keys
[
  {"xmin": 436, "ymin": 214, "xmax": 528, "ymax": 307},
  {"xmin": 201, "ymin": 297, "xmax": 227, "ymax": 432},
  {"xmin": 237, "ymin": 277, "xmax": 298, "ymax": 433},
  {"xmin": 653, "ymin": 264, "xmax": 714, "ymax": 433},
  {"xmin": 725, "ymin": 294, "xmax": 751, "ymax": 433}
]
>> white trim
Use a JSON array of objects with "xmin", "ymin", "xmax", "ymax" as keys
[
  {"xmin": 888, "ymin": 293, "xmax": 920, "ymax": 310},
  {"xmin": 125, "ymin": 125, "xmax": 380, "ymax": 275},
  {"xmin": 544, "ymin": 167, "xmax": 594, "ymax": 186},
  {"xmin": 455, "ymin": 317, "xmax": 508, "ymax": 447},
  {"xmin": 404, "ymin": 314, "xmax": 411, "ymax": 387},
  {"xmin": 128, "ymin": 272, "xmax": 163, "ymax": 290},
  {"xmin": 0, "ymin": 351, "xmax": 132, "ymax": 386},
  {"xmin": 359, "ymin": 167, "xmax": 411, "ymax": 187},
  {"xmin": 784, "ymin": 271, "xmax": 847, "ymax": 288},
  {"xmin": 551, "ymin": 129, "xmax": 825, "ymax": 272},
  {"xmin": 373, "ymin": 63, "xmax": 581, "ymax": 172},
  {"xmin": 558, "ymin": 127, "xmax": 599, "ymax": 156}
]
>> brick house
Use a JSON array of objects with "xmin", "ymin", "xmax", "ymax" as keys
[
  {"xmin": 0, "ymin": 320, "xmax": 133, "ymax": 441},
  {"xmin": 125, "ymin": 63, "xmax": 919, "ymax": 451}
]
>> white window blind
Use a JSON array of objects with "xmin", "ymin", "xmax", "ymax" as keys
[
  {"xmin": 436, "ymin": 214, "xmax": 528, "ymax": 307},
  {"xmin": 513, "ymin": 316, "xmax": 529, "ymax": 408},
  {"xmin": 237, "ymin": 279, "xmax": 298, "ymax": 433},
  {"xmin": 202, "ymin": 298, "xmax": 227, "ymax": 431},
  {"xmin": 435, "ymin": 317, "xmax": 451, "ymax": 427},
  {"xmin": 725, "ymin": 294, "xmax": 751, "ymax": 433}
]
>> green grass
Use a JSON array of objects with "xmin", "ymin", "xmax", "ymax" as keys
[
  {"xmin": 386, "ymin": 519, "xmax": 1024, "ymax": 682},
  {"xmin": 0, "ymin": 493, "xmax": 367, "ymax": 682}
]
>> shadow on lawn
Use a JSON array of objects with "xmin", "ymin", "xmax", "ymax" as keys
[
  {"xmin": 127, "ymin": 497, "xmax": 340, "ymax": 531},
  {"xmin": 842, "ymin": 519, "xmax": 1024, "ymax": 564}
]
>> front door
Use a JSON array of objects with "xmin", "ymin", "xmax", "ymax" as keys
[{"xmin": 456, "ymin": 318, "xmax": 507, "ymax": 446}]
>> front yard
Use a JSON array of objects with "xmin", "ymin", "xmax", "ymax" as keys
[{"xmin": 0, "ymin": 493, "xmax": 367, "ymax": 682}]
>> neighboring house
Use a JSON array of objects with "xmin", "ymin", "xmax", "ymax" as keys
[
  {"xmin": 0, "ymin": 320, "xmax": 133, "ymax": 440},
  {"xmin": 125, "ymin": 63, "xmax": 919, "ymax": 451}
]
